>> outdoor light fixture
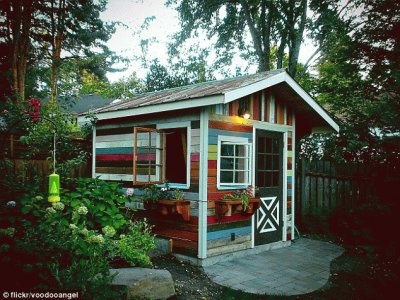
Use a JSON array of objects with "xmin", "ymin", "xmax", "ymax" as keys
[{"xmin": 242, "ymin": 110, "xmax": 251, "ymax": 119}]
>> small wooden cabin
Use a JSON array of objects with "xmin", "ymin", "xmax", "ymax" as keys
[{"xmin": 80, "ymin": 69, "xmax": 339, "ymax": 265}]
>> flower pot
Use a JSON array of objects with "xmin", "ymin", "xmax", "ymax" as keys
[
  {"xmin": 144, "ymin": 202, "xmax": 157, "ymax": 210},
  {"xmin": 157, "ymin": 200, "xmax": 191, "ymax": 221},
  {"xmin": 215, "ymin": 198, "xmax": 261, "ymax": 219}
]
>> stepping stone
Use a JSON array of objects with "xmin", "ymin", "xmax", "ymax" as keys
[{"xmin": 110, "ymin": 268, "xmax": 175, "ymax": 300}]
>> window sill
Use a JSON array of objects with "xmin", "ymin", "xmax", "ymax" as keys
[{"xmin": 217, "ymin": 185, "xmax": 248, "ymax": 190}]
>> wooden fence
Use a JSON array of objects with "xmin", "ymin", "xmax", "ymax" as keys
[
  {"xmin": 295, "ymin": 159, "xmax": 399, "ymax": 232},
  {"xmin": 1, "ymin": 133, "xmax": 91, "ymax": 200}
]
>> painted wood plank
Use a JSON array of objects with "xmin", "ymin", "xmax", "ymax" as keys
[
  {"xmin": 208, "ymin": 128, "xmax": 253, "ymax": 139},
  {"xmin": 209, "ymin": 121, "xmax": 253, "ymax": 133},
  {"xmin": 96, "ymin": 167, "xmax": 133, "ymax": 174},
  {"xmin": 190, "ymin": 153, "xmax": 200, "ymax": 162},
  {"xmin": 97, "ymin": 160, "xmax": 133, "ymax": 168},
  {"xmin": 208, "ymin": 152, "xmax": 217, "ymax": 160},
  {"xmin": 207, "ymin": 191, "xmax": 226, "ymax": 200},
  {"xmin": 208, "ymin": 219, "xmax": 251, "ymax": 232},
  {"xmin": 96, "ymin": 154, "xmax": 133, "ymax": 161},
  {"xmin": 96, "ymin": 133, "xmax": 134, "ymax": 142},
  {"xmin": 208, "ymin": 160, "xmax": 217, "ymax": 168},
  {"xmin": 265, "ymin": 90, "xmax": 270, "ymax": 123},
  {"xmin": 191, "ymin": 161, "xmax": 199, "ymax": 170},
  {"xmin": 96, "ymin": 173, "xmax": 133, "ymax": 181},
  {"xmin": 287, "ymin": 107, "xmax": 293, "ymax": 126},
  {"xmin": 208, "ymin": 177, "xmax": 217, "ymax": 184},
  {"xmin": 208, "ymin": 144, "xmax": 218, "ymax": 153},
  {"xmin": 191, "ymin": 136, "xmax": 200, "ymax": 145},
  {"xmin": 96, "ymin": 127, "xmax": 135, "ymax": 136},
  {"xmin": 191, "ymin": 145, "xmax": 201, "ymax": 153},
  {"xmin": 207, "ymin": 226, "xmax": 252, "ymax": 240},
  {"xmin": 96, "ymin": 147, "xmax": 133, "ymax": 155},
  {"xmin": 96, "ymin": 140, "xmax": 133, "ymax": 148}
]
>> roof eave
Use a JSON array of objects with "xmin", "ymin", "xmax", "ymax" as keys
[
  {"xmin": 224, "ymin": 71, "xmax": 339, "ymax": 132},
  {"xmin": 80, "ymin": 94, "xmax": 224, "ymax": 122}
]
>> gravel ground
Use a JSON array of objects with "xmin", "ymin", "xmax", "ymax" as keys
[{"xmin": 152, "ymin": 255, "xmax": 226, "ymax": 300}]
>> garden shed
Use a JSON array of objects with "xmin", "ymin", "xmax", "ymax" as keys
[{"xmin": 80, "ymin": 69, "xmax": 339, "ymax": 265}]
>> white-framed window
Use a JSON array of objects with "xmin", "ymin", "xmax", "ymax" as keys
[
  {"xmin": 157, "ymin": 122, "xmax": 191, "ymax": 189},
  {"xmin": 133, "ymin": 123, "xmax": 191, "ymax": 189},
  {"xmin": 217, "ymin": 136, "xmax": 252, "ymax": 189},
  {"xmin": 133, "ymin": 127, "xmax": 165, "ymax": 185}
]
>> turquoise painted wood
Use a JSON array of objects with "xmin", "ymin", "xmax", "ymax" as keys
[{"xmin": 207, "ymin": 226, "xmax": 252, "ymax": 240}]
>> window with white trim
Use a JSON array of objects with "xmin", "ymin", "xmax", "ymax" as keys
[
  {"xmin": 218, "ymin": 137, "xmax": 251, "ymax": 188},
  {"xmin": 133, "ymin": 124, "xmax": 190, "ymax": 188}
]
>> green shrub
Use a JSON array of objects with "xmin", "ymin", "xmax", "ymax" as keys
[{"xmin": 0, "ymin": 178, "xmax": 155, "ymax": 295}]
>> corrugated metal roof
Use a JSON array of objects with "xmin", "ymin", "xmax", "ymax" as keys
[{"xmin": 94, "ymin": 69, "xmax": 286, "ymax": 114}]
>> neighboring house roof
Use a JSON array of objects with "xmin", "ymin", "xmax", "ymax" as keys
[
  {"xmin": 82, "ymin": 69, "xmax": 339, "ymax": 132},
  {"xmin": 61, "ymin": 93, "xmax": 114, "ymax": 114}
]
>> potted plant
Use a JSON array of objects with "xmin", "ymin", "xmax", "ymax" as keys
[
  {"xmin": 141, "ymin": 184, "xmax": 160, "ymax": 210},
  {"xmin": 215, "ymin": 186, "xmax": 260, "ymax": 218},
  {"xmin": 158, "ymin": 188, "xmax": 191, "ymax": 221}
]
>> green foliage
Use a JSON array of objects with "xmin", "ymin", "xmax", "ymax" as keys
[
  {"xmin": 62, "ymin": 178, "xmax": 131, "ymax": 230},
  {"xmin": 0, "ymin": 177, "xmax": 155, "ymax": 293},
  {"xmin": 221, "ymin": 186, "xmax": 256, "ymax": 211},
  {"xmin": 110, "ymin": 220, "xmax": 155, "ymax": 267},
  {"xmin": 168, "ymin": 0, "xmax": 308, "ymax": 76}
]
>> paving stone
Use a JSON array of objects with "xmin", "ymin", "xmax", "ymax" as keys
[{"xmin": 203, "ymin": 238, "xmax": 344, "ymax": 296}]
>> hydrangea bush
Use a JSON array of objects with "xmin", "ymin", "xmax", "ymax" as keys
[{"xmin": 0, "ymin": 178, "xmax": 155, "ymax": 296}]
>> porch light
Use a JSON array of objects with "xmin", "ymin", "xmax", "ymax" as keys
[{"xmin": 242, "ymin": 110, "xmax": 251, "ymax": 119}]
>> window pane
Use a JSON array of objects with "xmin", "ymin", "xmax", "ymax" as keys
[
  {"xmin": 220, "ymin": 157, "xmax": 234, "ymax": 169},
  {"xmin": 221, "ymin": 144, "xmax": 234, "ymax": 156},
  {"xmin": 258, "ymin": 137, "xmax": 265, "ymax": 153},
  {"xmin": 257, "ymin": 154, "xmax": 265, "ymax": 170},
  {"xmin": 272, "ymin": 172, "xmax": 279, "ymax": 186},
  {"xmin": 235, "ymin": 145, "xmax": 246, "ymax": 156},
  {"xmin": 272, "ymin": 155, "xmax": 279, "ymax": 170},
  {"xmin": 235, "ymin": 158, "xmax": 248, "ymax": 169},
  {"xmin": 272, "ymin": 138, "xmax": 279, "ymax": 153},
  {"xmin": 266, "ymin": 155, "xmax": 272, "ymax": 170},
  {"xmin": 235, "ymin": 171, "xmax": 248, "ymax": 183},
  {"xmin": 221, "ymin": 171, "xmax": 234, "ymax": 183},
  {"xmin": 266, "ymin": 138, "xmax": 272, "ymax": 153},
  {"xmin": 266, "ymin": 172, "xmax": 272, "ymax": 187},
  {"xmin": 257, "ymin": 171, "xmax": 265, "ymax": 186}
]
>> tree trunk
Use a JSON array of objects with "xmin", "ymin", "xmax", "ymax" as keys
[
  {"xmin": 9, "ymin": 0, "xmax": 34, "ymax": 101},
  {"xmin": 288, "ymin": 0, "xmax": 307, "ymax": 77},
  {"xmin": 49, "ymin": 0, "xmax": 66, "ymax": 103}
]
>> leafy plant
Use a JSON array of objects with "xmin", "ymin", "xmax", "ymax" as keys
[
  {"xmin": 221, "ymin": 186, "xmax": 257, "ymax": 211},
  {"xmin": 171, "ymin": 189, "xmax": 184, "ymax": 201},
  {"xmin": 0, "ymin": 177, "xmax": 156, "ymax": 294},
  {"xmin": 62, "ymin": 177, "xmax": 130, "ymax": 230}
]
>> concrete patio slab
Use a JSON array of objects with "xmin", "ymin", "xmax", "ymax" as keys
[{"xmin": 203, "ymin": 238, "xmax": 344, "ymax": 296}]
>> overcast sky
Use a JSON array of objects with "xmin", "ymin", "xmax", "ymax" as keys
[{"xmin": 100, "ymin": 0, "xmax": 316, "ymax": 83}]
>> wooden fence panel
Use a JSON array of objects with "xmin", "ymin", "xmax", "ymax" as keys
[{"xmin": 295, "ymin": 159, "xmax": 400, "ymax": 233}]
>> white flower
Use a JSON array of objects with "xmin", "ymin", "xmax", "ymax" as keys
[
  {"xmin": 80, "ymin": 228, "xmax": 89, "ymax": 236},
  {"xmin": 102, "ymin": 226, "xmax": 116, "ymax": 237},
  {"xmin": 88, "ymin": 234, "xmax": 105, "ymax": 244},
  {"xmin": 126, "ymin": 188, "xmax": 134, "ymax": 196},
  {"xmin": 6, "ymin": 201, "xmax": 16, "ymax": 207},
  {"xmin": 46, "ymin": 207, "xmax": 56, "ymax": 214},
  {"xmin": 77, "ymin": 206, "xmax": 88, "ymax": 215},
  {"xmin": 54, "ymin": 202, "xmax": 65, "ymax": 211}
]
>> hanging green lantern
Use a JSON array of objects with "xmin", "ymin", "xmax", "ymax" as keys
[{"xmin": 48, "ymin": 173, "xmax": 60, "ymax": 206}]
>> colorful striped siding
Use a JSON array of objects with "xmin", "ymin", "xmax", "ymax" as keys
[
  {"xmin": 207, "ymin": 121, "xmax": 253, "ymax": 207},
  {"xmin": 207, "ymin": 226, "xmax": 251, "ymax": 240},
  {"xmin": 224, "ymin": 88, "xmax": 295, "ymax": 126},
  {"xmin": 286, "ymin": 131, "xmax": 294, "ymax": 239}
]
